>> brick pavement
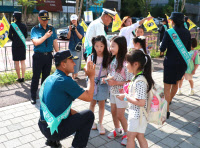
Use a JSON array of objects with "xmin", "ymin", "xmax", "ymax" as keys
[{"xmin": 0, "ymin": 69, "xmax": 200, "ymax": 148}]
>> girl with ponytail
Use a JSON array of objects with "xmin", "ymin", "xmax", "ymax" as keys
[{"xmin": 117, "ymin": 50, "xmax": 154, "ymax": 148}]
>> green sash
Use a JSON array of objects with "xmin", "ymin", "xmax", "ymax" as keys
[
  {"xmin": 39, "ymin": 79, "xmax": 72, "ymax": 135},
  {"xmin": 167, "ymin": 28, "xmax": 190, "ymax": 67},
  {"xmin": 184, "ymin": 22, "xmax": 188, "ymax": 30},
  {"xmin": 11, "ymin": 23, "xmax": 27, "ymax": 49},
  {"xmin": 163, "ymin": 25, "xmax": 168, "ymax": 31}
]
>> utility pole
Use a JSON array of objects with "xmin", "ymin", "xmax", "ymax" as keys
[{"xmin": 174, "ymin": 0, "xmax": 179, "ymax": 12}]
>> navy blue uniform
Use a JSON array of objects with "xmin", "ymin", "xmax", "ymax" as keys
[
  {"xmin": 159, "ymin": 24, "xmax": 169, "ymax": 42},
  {"xmin": 30, "ymin": 24, "xmax": 57, "ymax": 99},
  {"xmin": 8, "ymin": 21, "xmax": 27, "ymax": 61},
  {"xmin": 160, "ymin": 25, "xmax": 191, "ymax": 84}
]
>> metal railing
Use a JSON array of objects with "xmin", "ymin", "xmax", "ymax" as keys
[{"xmin": 0, "ymin": 41, "xmax": 69, "ymax": 72}]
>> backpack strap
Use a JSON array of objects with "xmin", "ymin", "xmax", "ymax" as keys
[{"xmin": 192, "ymin": 50, "xmax": 198, "ymax": 63}]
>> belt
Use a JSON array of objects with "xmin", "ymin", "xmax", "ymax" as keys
[{"xmin": 35, "ymin": 52, "xmax": 52, "ymax": 55}]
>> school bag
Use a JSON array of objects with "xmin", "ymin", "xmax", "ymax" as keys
[{"xmin": 132, "ymin": 76, "xmax": 167, "ymax": 125}]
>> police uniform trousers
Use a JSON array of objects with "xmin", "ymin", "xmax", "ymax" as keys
[{"xmin": 31, "ymin": 52, "xmax": 53, "ymax": 99}]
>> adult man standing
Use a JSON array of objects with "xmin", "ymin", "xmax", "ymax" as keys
[
  {"xmin": 38, "ymin": 50, "xmax": 95, "ymax": 148},
  {"xmin": 84, "ymin": 8, "xmax": 117, "ymax": 56},
  {"xmin": 30, "ymin": 10, "xmax": 59, "ymax": 104}
]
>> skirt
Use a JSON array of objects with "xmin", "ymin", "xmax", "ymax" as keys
[
  {"xmin": 12, "ymin": 46, "xmax": 26, "ymax": 61},
  {"xmin": 93, "ymin": 82, "xmax": 109, "ymax": 101},
  {"xmin": 164, "ymin": 64, "xmax": 187, "ymax": 84},
  {"xmin": 70, "ymin": 50, "xmax": 82, "ymax": 74}
]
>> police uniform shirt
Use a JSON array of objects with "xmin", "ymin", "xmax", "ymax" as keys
[
  {"xmin": 31, "ymin": 24, "xmax": 57, "ymax": 52},
  {"xmin": 40, "ymin": 69, "xmax": 85, "ymax": 120}
]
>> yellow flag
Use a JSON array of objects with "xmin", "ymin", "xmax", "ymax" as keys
[
  {"xmin": 80, "ymin": 20, "xmax": 88, "ymax": 43},
  {"xmin": 0, "ymin": 15, "xmax": 10, "ymax": 48},
  {"xmin": 188, "ymin": 19, "xmax": 196, "ymax": 30},
  {"xmin": 165, "ymin": 14, "xmax": 172, "ymax": 28},
  {"xmin": 112, "ymin": 13, "xmax": 122, "ymax": 32},
  {"xmin": 143, "ymin": 13, "xmax": 157, "ymax": 32}
]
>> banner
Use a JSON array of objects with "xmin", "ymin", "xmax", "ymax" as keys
[
  {"xmin": 188, "ymin": 19, "xmax": 196, "ymax": 30},
  {"xmin": 165, "ymin": 14, "xmax": 172, "ymax": 28},
  {"xmin": 0, "ymin": 15, "xmax": 10, "ymax": 48},
  {"xmin": 80, "ymin": 19, "xmax": 88, "ymax": 43},
  {"xmin": 112, "ymin": 13, "xmax": 122, "ymax": 32},
  {"xmin": 84, "ymin": 11, "xmax": 93, "ymax": 22},
  {"xmin": 143, "ymin": 13, "xmax": 157, "ymax": 32}
]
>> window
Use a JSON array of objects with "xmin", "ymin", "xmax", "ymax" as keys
[{"xmin": 3, "ymin": 0, "xmax": 13, "ymax": 6}]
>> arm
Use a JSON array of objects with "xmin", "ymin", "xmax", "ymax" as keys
[
  {"xmin": 192, "ymin": 64, "xmax": 199, "ymax": 75},
  {"xmin": 138, "ymin": 16, "xmax": 154, "ymax": 26},
  {"xmin": 32, "ymin": 30, "xmax": 52, "ymax": 46},
  {"xmin": 53, "ymin": 39, "xmax": 59, "ymax": 52},
  {"xmin": 75, "ymin": 27, "xmax": 83, "ymax": 40},
  {"xmin": 116, "ymin": 95, "xmax": 145, "ymax": 107},
  {"xmin": 78, "ymin": 61, "xmax": 95, "ymax": 102},
  {"xmin": 67, "ymin": 26, "xmax": 72, "ymax": 39},
  {"xmin": 160, "ymin": 32, "xmax": 168, "ymax": 52},
  {"xmin": 8, "ymin": 26, "xmax": 13, "ymax": 41}
]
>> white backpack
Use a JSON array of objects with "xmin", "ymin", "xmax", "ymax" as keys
[{"xmin": 133, "ymin": 76, "xmax": 167, "ymax": 125}]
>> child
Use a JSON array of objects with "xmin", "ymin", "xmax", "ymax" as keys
[
  {"xmin": 86, "ymin": 35, "xmax": 110, "ymax": 134},
  {"xmin": 177, "ymin": 38, "xmax": 200, "ymax": 95},
  {"xmin": 117, "ymin": 50, "xmax": 154, "ymax": 148},
  {"xmin": 104, "ymin": 36, "xmax": 133, "ymax": 146},
  {"xmin": 133, "ymin": 36, "xmax": 148, "ymax": 55}
]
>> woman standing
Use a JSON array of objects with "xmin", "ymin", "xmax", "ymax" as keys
[
  {"xmin": 160, "ymin": 12, "xmax": 191, "ymax": 119},
  {"xmin": 119, "ymin": 16, "xmax": 153, "ymax": 50},
  {"xmin": 67, "ymin": 14, "xmax": 84, "ymax": 79},
  {"xmin": 8, "ymin": 11, "xmax": 28, "ymax": 82}
]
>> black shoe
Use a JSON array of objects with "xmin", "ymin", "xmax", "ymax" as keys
[
  {"xmin": 30, "ymin": 98, "xmax": 36, "ymax": 104},
  {"xmin": 20, "ymin": 78, "xmax": 24, "ymax": 82},
  {"xmin": 167, "ymin": 112, "xmax": 170, "ymax": 119},
  {"xmin": 16, "ymin": 78, "xmax": 22, "ymax": 83},
  {"xmin": 45, "ymin": 139, "xmax": 61, "ymax": 148}
]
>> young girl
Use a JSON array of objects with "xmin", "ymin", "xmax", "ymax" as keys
[
  {"xmin": 133, "ymin": 36, "xmax": 148, "ymax": 54},
  {"xmin": 86, "ymin": 35, "xmax": 110, "ymax": 135},
  {"xmin": 104, "ymin": 36, "xmax": 133, "ymax": 146},
  {"xmin": 177, "ymin": 38, "xmax": 200, "ymax": 95},
  {"xmin": 117, "ymin": 50, "xmax": 154, "ymax": 148}
]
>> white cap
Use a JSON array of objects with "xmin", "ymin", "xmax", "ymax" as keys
[
  {"xmin": 102, "ymin": 8, "xmax": 117, "ymax": 19},
  {"xmin": 70, "ymin": 14, "xmax": 78, "ymax": 21}
]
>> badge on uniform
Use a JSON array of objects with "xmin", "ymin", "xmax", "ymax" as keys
[{"xmin": 172, "ymin": 33, "xmax": 177, "ymax": 40}]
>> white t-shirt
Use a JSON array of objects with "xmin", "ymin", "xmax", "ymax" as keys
[
  {"xmin": 119, "ymin": 22, "xmax": 140, "ymax": 49},
  {"xmin": 86, "ymin": 55, "xmax": 108, "ymax": 78}
]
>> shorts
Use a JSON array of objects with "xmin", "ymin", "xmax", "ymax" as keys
[
  {"xmin": 128, "ymin": 115, "xmax": 147, "ymax": 133},
  {"xmin": 110, "ymin": 93, "xmax": 128, "ymax": 108},
  {"xmin": 185, "ymin": 73, "xmax": 193, "ymax": 80}
]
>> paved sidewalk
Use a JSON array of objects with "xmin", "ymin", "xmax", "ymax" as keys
[{"xmin": 0, "ymin": 70, "xmax": 200, "ymax": 148}]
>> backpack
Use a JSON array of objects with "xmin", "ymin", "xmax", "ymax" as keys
[{"xmin": 133, "ymin": 76, "xmax": 167, "ymax": 125}]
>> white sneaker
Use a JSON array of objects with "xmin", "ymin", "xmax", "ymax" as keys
[
  {"xmin": 107, "ymin": 129, "xmax": 123, "ymax": 139},
  {"xmin": 121, "ymin": 135, "xmax": 127, "ymax": 146},
  {"xmin": 189, "ymin": 90, "xmax": 194, "ymax": 96},
  {"xmin": 92, "ymin": 122, "xmax": 97, "ymax": 130},
  {"xmin": 97, "ymin": 123, "xmax": 105, "ymax": 135},
  {"xmin": 177, "ymin": 90, "xmax": 182, "ymax": 95}
]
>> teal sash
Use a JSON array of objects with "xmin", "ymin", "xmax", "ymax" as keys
[
  {"xmin": 167, "ymin": 28, "xmax": 191, "ymax": 67},
  {"xmin": 11, "ymin": 23, "xmax": 27, "ymax": 49},
  {"xmin": 163, "ymin": 25, "xmax": 168, "ymax": 31},
  {"xmin": 184, "ymin": 22, "xmax": 188, "ymax": 30},
  {"xmin": 39, "ymin": 79, "xmax": 72, "ymax": 135}
]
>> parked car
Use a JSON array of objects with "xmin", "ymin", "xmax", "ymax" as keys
[{"xmin": 57, "ymin": 27, "xmax": 69, "ymax": 40}]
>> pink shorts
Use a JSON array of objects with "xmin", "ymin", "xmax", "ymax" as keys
[{"xmin": 185, "ymin": 73, "xmax": 193, "ymax": 80}]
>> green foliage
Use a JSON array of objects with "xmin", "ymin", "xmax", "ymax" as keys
[{"xmin": 121, "ymin": 0, "xmax": 142, "ymax": 17}]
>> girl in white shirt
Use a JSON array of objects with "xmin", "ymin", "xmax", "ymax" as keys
[{"xmin": 117, "ymin": 50, "xmax": 154, "ymax": 148}]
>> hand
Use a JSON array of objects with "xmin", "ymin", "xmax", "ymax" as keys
[
  {"xmin": 101, "ymin": 78, "xmax": 106, "ymax": 84},
  {"xmin": 192, "ymin": 70, "xmax": 195, "ymax": 75},
  {"xmin": 84, "ymin": 61, "xmax": 95, "ymax": 79},
  {"xmin": 107, "ymin": 79, "xmax": 117, "ymax": 86},
  {"xmin": 116, "ymin": 94, "xmax": 125, "ymax": 101},
  {"xmin": 45, "ymin": 30, "xmax": 53, "ymax": 39},
  {"xmin": 70, "ymin": 109, "xmax": 78, "ymax": 115},
  {"xmin": 69, "ymin": 25, "xmax": 72, "ymax": 31}
]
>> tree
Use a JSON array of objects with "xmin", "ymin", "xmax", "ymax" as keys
[
  {"xmin": 138, "ymin": 0, "xmax": 152, "ymax": 16},
  {"xmin": 16, "ymin": 0, "xmax": 44, "ymax": 25},
  {"xmin": 181, "ymin": 0, "xmax": 186, "ymax": 12}
]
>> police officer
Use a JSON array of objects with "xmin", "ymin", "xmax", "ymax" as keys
[
  {"xmin": 8, "ymin": 11, "xmax": 28, "ymax": 83},
  {"xmin": 160, "ymin": 12, "xmax": 191, "ymax": 119},
  {"xmin": 38, "ymin": 50, "xmax": 95, "ymax": 148},
  {"xmin": 30, "ymin": 10, "xmax": 59, "ymax": 104}
]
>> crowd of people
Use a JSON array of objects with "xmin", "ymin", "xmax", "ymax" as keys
[{"xmin": 8, "ymin": 8, "xmax": 199, "ymax": 148}]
